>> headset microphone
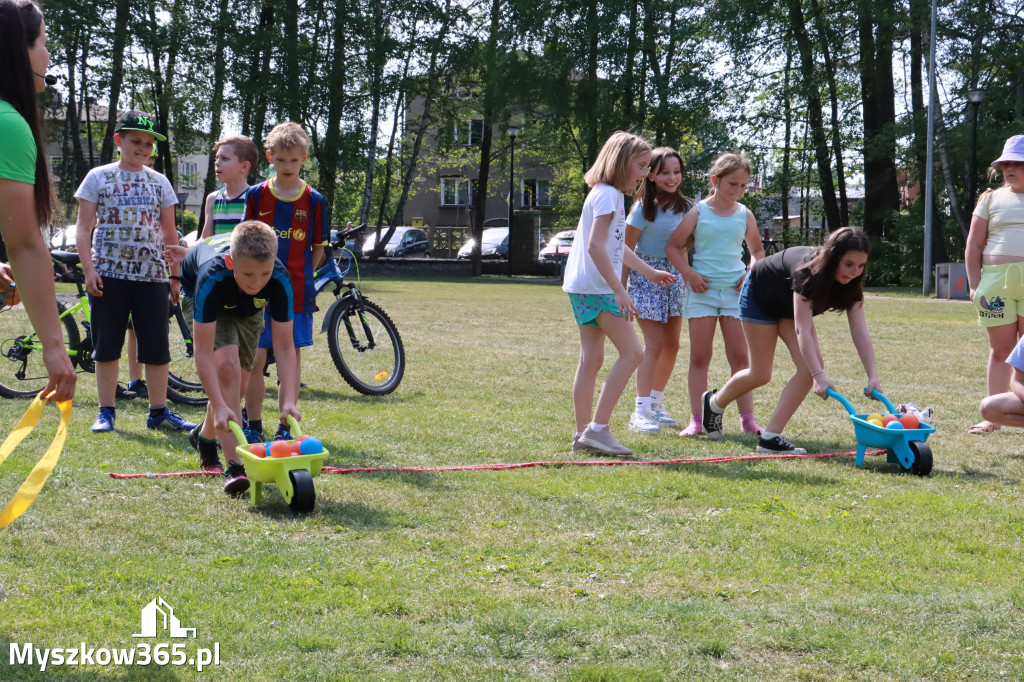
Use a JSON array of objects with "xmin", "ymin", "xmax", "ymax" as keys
[{"xmin": 36, "ymin": 73, "xmax": 58, "ymax": 86}]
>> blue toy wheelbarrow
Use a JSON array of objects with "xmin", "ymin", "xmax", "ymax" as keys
[{"xmin": 826, "ymin": 388, "xmax": 935, "ymax": 476}]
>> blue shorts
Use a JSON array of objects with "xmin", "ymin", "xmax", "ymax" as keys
[
  {"xmin": 684, "ymin": 285, "xmax": 740, "ymax": 319},
  {"xmin": 568, "ymin": 293, "xmax": 621, "ymax": 326},
  {"xmin": 257, "ymin": 310, "xmax": 313, "ymax": 349},
  {"xmin": 627, "ymin": 254, "xmax": 684, "ymax": 323},
  {"xmin": 738, "ymin": 275, "xmax": 776, "ymax": 325}
]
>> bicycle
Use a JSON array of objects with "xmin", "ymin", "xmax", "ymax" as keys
[
  {"xmin": 0, "ymin": 250, "xmax": 207, "ymax": 406},
  {"xmin": 310, "ymin": 224, "xmax": 405, "ymax": 395}
]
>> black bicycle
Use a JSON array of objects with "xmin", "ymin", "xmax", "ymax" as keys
[
  {"xmin": 312, "ymin": 224, "xmax": 405, "ymax": 395},
  {"xmin": 0, "ymin": 251, "xmax": 206, "ymax": 406}
]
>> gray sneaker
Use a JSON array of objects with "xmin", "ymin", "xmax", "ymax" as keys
[
  {"xmin": 578, "ymin": 426, "xmax": 633, "ymax": 456},
  {"xmin": 628, "ymin": 408, "xmax": 662, "ymax": 434},
  {"xmin": 650, "ymin": 402, "xmax": 678, "ymax": 427},
  {"xmin": 702, "ymin": 390, "xmax": 724, "ymax": 441},
  {"xmin": 572, "ymin": 433, "xmax": 587, "ymax": 452}
]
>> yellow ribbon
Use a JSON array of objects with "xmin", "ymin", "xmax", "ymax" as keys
[{"xmin": 0, "ymin": 393, "xmax": 72, "ymax": 529}]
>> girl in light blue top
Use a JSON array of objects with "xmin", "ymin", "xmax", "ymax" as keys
[
  {"xmin": 623, "ymin": 147, "xmax": 692, "ymax": 435},
  {"xmin": 666, "ymin": 153, "xmax": 765, "ymax": 437}
]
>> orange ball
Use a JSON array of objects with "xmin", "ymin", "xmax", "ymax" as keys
[
  {"xmin": 290, "ymin": 440, "xmax": 303, "ymax": 455},
  {"xmin": 899, "ymin": 414, "xmax": 920, "ymax": 429},
  {"xmin": 882, "ymin": 414, "xmax": 899, "ymax": 425},
  {"xmin": 249, "ymin": 443, "xmax": 266, "ymax": 458},
  {"xmin": 270, "ymin": 440, "xmax": 292, "ymax": 458}
]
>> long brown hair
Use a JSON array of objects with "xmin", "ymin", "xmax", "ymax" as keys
[
  {"xmin": 632, "ymin": 147, "xmax": 694, "ymax": 222},
  {"xmin": 792, "ymin": 227, "xmax": 871, "ymax": 314},
  {"xmin": 0, "ymin": 0, "xmax": 53, "ymax": 226}
]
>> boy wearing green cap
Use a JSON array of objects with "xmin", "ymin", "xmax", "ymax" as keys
[{"xmin": 74, "ymin": 109, "xmax": 197, "ymax": 434}]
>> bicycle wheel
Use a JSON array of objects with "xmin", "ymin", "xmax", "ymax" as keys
[
  {"xmin": 0, "ymin": 300, "xmax": 80, "ymax": 398},
  {"xmin": 167, "ymin": 301, "xmax": 208, "ymax": 406},
  {"xmin": 327, "ymin": 297, "xmax": 404, "ymax": 395}
]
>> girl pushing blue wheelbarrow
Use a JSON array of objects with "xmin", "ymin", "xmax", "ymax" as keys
[{"xmin": 827, "ymin": 388, "xmax": 935, "ymax": 476}]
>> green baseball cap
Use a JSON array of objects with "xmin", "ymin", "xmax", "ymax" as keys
[{"xmin": 115, "ymin": 110, "xmax": 166, "ymax": 142}]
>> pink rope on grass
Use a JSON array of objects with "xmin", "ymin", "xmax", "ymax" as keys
[{"xmin": 108, "ymin": 448, "xmax": 884, "ymax": 480}]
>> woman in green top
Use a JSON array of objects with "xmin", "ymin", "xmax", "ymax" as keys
[{"xmin": 0, "ymin": 0, "xmax": 76, "ymax": 401}]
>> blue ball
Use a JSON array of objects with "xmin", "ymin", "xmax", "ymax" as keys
[
  {"xmin": 885, "ymin": 421, "xmax": 904, "ymax": 430},
  {"xmin": 299, "ymin": 437, "xmax": 322, "ymax": 455}
]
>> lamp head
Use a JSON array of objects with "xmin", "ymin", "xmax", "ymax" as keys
[
  {"xmin": 507, "ymin": 125, "xmax": 521, "ymax": 139},
  {"xmin": 968, "ymin": 87, "xmax": 986, "ymax": 104}
]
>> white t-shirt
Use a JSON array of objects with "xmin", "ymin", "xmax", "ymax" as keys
[
  {"xmin": 976, "ymin": 186, "xmax": 1024, "ymax": 257},
  {"xmin": 562, "ymin": 183, "xmax": 626, "ymax": 295},
  {"xmin": 74, "ymin": 163, "xmax": 178, "ymax": 282}
]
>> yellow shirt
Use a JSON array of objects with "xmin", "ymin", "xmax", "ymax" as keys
[{"xmin": 977, "ymin": 186, "xmax": 1024, "ymax": 257}]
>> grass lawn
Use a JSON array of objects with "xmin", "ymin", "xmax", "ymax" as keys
[{"xmin": 1, "ymin": 276, "xmax": 1022, "ymax": 680}]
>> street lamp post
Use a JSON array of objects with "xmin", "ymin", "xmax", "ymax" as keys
[
  {"xmin": 506, "ymin": 124, "xmax": 521, "ymax": 278},
  {"xmin": 967, "ymin": 87, "xmax": 986, "ymax": 211}
]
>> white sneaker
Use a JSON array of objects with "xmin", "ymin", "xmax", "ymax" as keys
[
  {"xmin": 628, "ymin": 409, "xmax": 662, "ymax": 434},
  {"xmin": 578, "ymin": 426, "xmax": 633, "ymax": 456},
  {"xmin": 649, "ymin": 402, "xmax": 678, "ymax": 427}
]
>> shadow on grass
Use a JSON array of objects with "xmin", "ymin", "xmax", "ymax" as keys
[
  {"xmin": 297, "ymin": 387, "xmax": 409, "ymax": 405},
  {"xmin": 1, "ymin": 635, "xmax": 183, "ymax": 681},
  {"xmin": 249, "ymin": 497, "xmax": 401, "ymax": 530}
]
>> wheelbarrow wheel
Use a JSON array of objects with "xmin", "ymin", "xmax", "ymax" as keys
[
  {"xmin": 909, "ymin": 441, "xmax": 933, "ymax": 477},
  {"xmin": 288, "ymin": 469, "xmax": 316, "ymax": 514}
]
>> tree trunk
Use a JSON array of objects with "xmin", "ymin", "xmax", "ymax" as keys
[
  {"xmin": 582, "ymin": 0, "xmax": 600, "ymax": 167},
  {"xmin": 318, "ymin": 0, "xmax": 348, "ymax": 225},
  {"xmin": 786, "ymin": 0, "xmax": 841, "ymax": 231},
  {"xmin": 374, "ymin": 35, "xmax": 417, "ymax": 242},
  {"xmin": 471, "ymin": 0, "xmax": 503, "ymax": 277},
  {"xmin": 100, "ymin": 0, "xmax": 130, "ymax": 165},
  {"xmin": 622, "ymin": 0, "xmax": 638, "ymax": 122},
  {"xmin": 373, "ymin": 0, "xmax": 454, "ymax": 258},
  {"xmin": 781, "ymin": 38, "xmax": 793, "ymax": 246},
  {"xmin": 808, "ymin": 0, "xmax": 848, "ymax": 226},
  {"xmin": 65, "ymin": 30, "xmax": 88, "ymax": 186},
  {"xmin": 858, "ymin": 0, "xmax": 901, "ymax": 239},
  {"xmin": 359, "ymin": 0, "xmax": 385, "ymax": 227},
  {"xmin": 199, "ymin": 0, "xmax": 232, "ymax": 230},
  {"xmin": 283, "ymin": 0, "xmax": 301, "ymax": 122}
]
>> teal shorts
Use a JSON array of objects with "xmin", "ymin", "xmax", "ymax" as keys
[{"xmin": 568, "ymin": 293, "xmax": 621, "ymax": 326}]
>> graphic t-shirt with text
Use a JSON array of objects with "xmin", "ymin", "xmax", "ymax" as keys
[{"xmin": 74, "ymin": 163, "xmax": 178, "ymax": 282}]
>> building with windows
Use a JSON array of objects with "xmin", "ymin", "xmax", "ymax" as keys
[{"xmin": 401, "ymin": 92, "xmax": 557, "ymax": 231}]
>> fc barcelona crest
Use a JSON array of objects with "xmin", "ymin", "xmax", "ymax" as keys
[{"xmin": 294, "ymin": 209, "xmax": 308, "ymax": 222}]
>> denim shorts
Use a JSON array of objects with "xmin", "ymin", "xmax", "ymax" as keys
[
  {"xmin": 738, "ymin": 274, "xmax": 777, "ymax": 325},
  {"xmin": 684, "ymin": 285, "xmax": 740, "ymax": 319},
  {"xmin": 627, "ymin": 254, "xmax": 684, "ymax": 323},
  {"xmin": 568, "ymin": 293, "xmax": 621, "ymax": 326}
]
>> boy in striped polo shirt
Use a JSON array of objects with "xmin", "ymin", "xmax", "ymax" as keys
[{"xmin": 200, "ymin": 135, "xmax": 258, "ymax": 238}]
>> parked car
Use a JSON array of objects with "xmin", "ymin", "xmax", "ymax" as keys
[
  {"xmin": 49, "ymin": 225, "xmax": 77, "ymax": 252},
  {"xmin": 362, "ymin": 227, "xmax": 431, "ymax": 259},
  {"xmin": 457, "ymin": 228, "xmax": 548, "ymax": 259},
  {"xmin": 457, "ymin": 227, "xmax": 508, "ymax": 259},
  {"xmin": 539, "ymin": 230, "xmax": 575, "ymax": 261}
]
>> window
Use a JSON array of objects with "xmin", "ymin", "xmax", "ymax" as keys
[
  {"xmin": 440, "ymin": 177, "xmax": 472, "ymax": 206},
  {"xmin": 180, "ymin": 161, "xmax": 198, "ymax": 188},
  {"xmin": 454, "ymin": 119, "xmax": 485, "ymax": 146},
  {"xmin": 521, "ymin": 179, "xmax": 551, "ymax": 207}
]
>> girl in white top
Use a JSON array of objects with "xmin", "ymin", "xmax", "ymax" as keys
[
  {"xmin": 665, "ymin": 153, "xmax": 765, "ymax": 438},
  {"xmin": 563, "ymin": 131, "xmax": 675, "ymax": 456},
  {"xmin": 622, "ymin": 147, "xmax": 692, "ymax": 434},
  {"xmin": 966, "ymin": 135, "xmax": 1024, "ymax": 434}
]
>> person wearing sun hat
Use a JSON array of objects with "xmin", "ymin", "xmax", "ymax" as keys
[{"xmin": 966, "ymin": 134, "xmax": 1024, "ymax": 434}]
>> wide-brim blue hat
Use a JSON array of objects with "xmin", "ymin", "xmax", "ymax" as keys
[{"xmin": 992, "ymin": 135, "xmax": 1024, "ymax": 167}]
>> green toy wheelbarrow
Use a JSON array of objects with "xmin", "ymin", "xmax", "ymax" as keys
[
  {"xmin": 826, "ymin": 388, "xmax": 935, "ymax": 476},
  {"xmin": 227, "ymin": 416, "xmax": 328, "ymax": 513}
]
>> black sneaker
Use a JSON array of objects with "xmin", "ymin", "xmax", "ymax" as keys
[
  {"xmin": 223, "ymin": 463, "xmax": 250, "ymax": 496},
  {"xmin": 189, "ymin": 422, "xmax": 221, "ymax": 452},
  {"xmin": 756, "ymin": 434, "xmax": 807, "ymax": 455},
  {"xmin": 115, "ymin": 383, "xmax": 137, "ymax": 400},
  {"xmin": 127, "ymin": 379, "xmax": 149, "ymax": 400},
  {"xmin": 702, "ymin": 390, "xmax": 723, "ymax": 441},
  {"xmin": 273, "ymin": 423, "xmax": 292, "ymax": 441}
]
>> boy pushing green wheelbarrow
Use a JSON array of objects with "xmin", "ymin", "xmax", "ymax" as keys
[{"xmin": 163, "ymin": 221, "xmax": 300, "ymax": 496}]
